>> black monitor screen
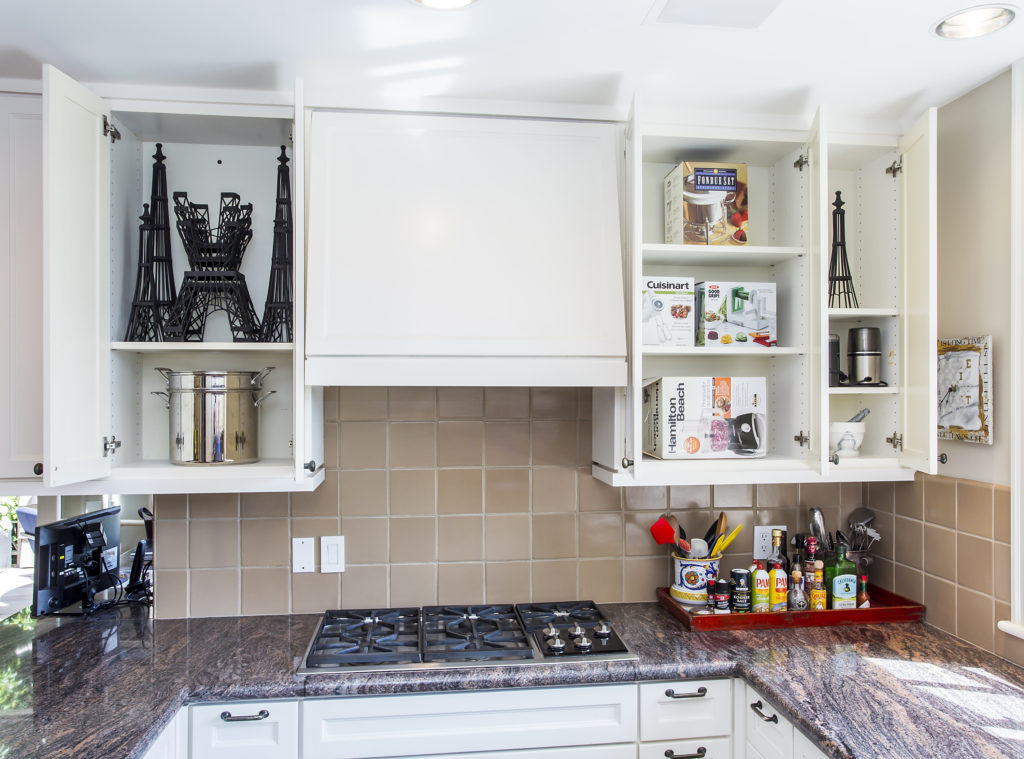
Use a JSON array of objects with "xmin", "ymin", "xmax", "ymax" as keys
[{"xmin": 32, "ymin": 506, "xmax": 121, "ymax": 617}]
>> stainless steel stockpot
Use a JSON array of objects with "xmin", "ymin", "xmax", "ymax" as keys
[{"xmin": 151, "ymin": 368, "xmax": 275, "ymax": 465}]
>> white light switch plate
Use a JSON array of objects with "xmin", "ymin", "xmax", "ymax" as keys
[
  {"xmin": 753, "ymin": 525, "xmax": 786, "ymax": 560},
  {"xmin": 321, "ymin": 536, "xmax": 345, "ymax": 573},
  {"xmin": 292, "ymin": 537, "xmax": 314, "ymax": 573}
]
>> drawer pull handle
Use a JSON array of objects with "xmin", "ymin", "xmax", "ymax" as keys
[
  {"xmin": 665, "ymin": 686, "xmax": 708, "ymax": 699},
  {"xmin": 220, "ymin": 709, "xmax": 270, "ymax": 722},
  {"xmin": 750, "ymin": 700, "xmax": 779, "ymax": 724},
  {"xmin": 664, "ymin": 748, "xmax": 706, "ymax": 759}
]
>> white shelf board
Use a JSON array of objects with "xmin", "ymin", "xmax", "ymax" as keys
[
  {"xmin": 827, "ymin": 308, "xmax": 898, "ymax": 318},
  {"xmin": 642, "ymin": 244, "xmax": 804, "ymax": 267},
  {"xmin": 826, "ymin": 456, "xmax": 916, "ymax": 482},
  {"xmin": 111, "ymin": 341, "xmax": 293, "ymax": 353},
  {"xmin": 829, "ymin": 386, "xmax": 899, "ymax": 395},
  {"xmin": 641, "ymin": 346, "xmax": 803, "ymax": 357}
]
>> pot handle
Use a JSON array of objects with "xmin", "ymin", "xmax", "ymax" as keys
[
  {"xmin": 253, "ymin": 390, "xmax": 276, "ymax": 408},
  {"xmin": 150, "ymin": 391, "xmax": 170, "ymax": 409},
  {"xmin": 155, "ymin": 367, "xmax": 174, "ymax": 382},
  {"xmin": 251, "ymin": 367, "xmax": 275, "ymax": 386}
]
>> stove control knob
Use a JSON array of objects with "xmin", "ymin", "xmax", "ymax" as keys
[
  {"xmin": 543, "ymin": 623, "xmax": 560, "ymax": 638},
  {"xmin": 547, "ymin": 635, "xmax": 566, "ymax": 653},
  {"xmin": 594, "ymin": 621, "xmax": 612, "ymax": 638},
  {"xmin": 574, "ymin": 635, "xmax": 593, "ymax": 651},
  {"xmin": 568, "ymin": 622, "xmax": 585, "ymax": 637}
]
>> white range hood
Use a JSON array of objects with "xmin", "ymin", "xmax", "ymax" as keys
[{"xmin": 304, "ymin": 110, "xmax": 626, "ymax": 387}]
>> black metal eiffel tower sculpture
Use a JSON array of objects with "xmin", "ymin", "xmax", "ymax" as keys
[
  {"xmin": 261, "ymin": 146, "xmax": 294, "ymax": 342},
  {"xmin": 123, "ymin": 204, "xmax": 159, "ymax": 341},
  {"xmin": 827, "ymin": 190, "xmax": 859, "ymax": 308}
]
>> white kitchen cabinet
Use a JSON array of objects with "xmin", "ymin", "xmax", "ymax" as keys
[
  {"xmin": 793, "ymin": 731, "xmax": 829, "ymax": 759},
  {"xmin": 19, "ymin": 64, "xmax": 325, "ymax": 494},
  {"xmin": 640, "ymin": 737, "xmax": 733, "ymax": 759},
  {"xmin": 0, "ymin": 94, "xmax": 43, "ymax": 480},
  {"xmin": 141, "ymin": 706, "xmax": 187, "ymax": 759},
  {"xmin": 592, "ymin": 103, "xmax": 938, "ymax": 486},
  {"xmin": 743, "ymin": 683, "xmax": 793, "ymax": 759},
  {"xmin": 304, "ymin": 110, "xmax": 626, "ymax": 388},
  {"xmin": 301, "ymin": 684, "xmax": 638, "ymax": 759},
  {"xmin": 639, "ymin": 679, "xmax": 732, "ymax": 742},
  {"xmin": 191, "ymin": 699, "xmax": 299, "ymax": 759}
]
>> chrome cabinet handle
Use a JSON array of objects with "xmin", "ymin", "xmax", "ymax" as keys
[
  {"xmin": 665, "ymin": 686, "xmax": 708, "ymax": 699},
  {"xmin": 664, "ymin": 748, "xmax": 706, "ymax": 759},
  {"xmin": 750, "ymin": 700, "xmax": 778, "ymax": 723},
  {"xmin": 220, "ymin": 709, "xmax": 270, "ymax": 722}
]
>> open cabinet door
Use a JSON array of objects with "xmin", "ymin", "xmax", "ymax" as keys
[
  {"xmin": 807, "ymin": 107, "xmax": 828, "ymax": 473},
  {"xmin": 898, "ymin": 108, "xmax": 938, "ymax": 474},
  {"xmin": 42, "ymin": 65, "xmax": 111, "ymax": 486}
]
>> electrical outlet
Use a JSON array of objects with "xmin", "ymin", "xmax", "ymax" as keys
[{"xmin": 753, "ymin": 525, "xmax": 786, "ymax": 560}]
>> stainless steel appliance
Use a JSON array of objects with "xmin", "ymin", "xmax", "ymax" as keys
[
  {"xmin": 151, "ymin": 367, "xmax": 275, "ymax": 465},
  {"xmin": 847, "ymin": 328, "xmax": 881, "ymax": 384},
  {"xmin": 297, "ymin": 601, "xmax": 635, "ymax": 674}
]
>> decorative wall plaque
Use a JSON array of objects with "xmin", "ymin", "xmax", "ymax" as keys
[{"xmin": 937, "ymin": 335, "xmax": 992, "ymax": 444}]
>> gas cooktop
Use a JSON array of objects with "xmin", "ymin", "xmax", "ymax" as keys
[{"xmin": 297, "ymin": 600, "xmax": 636, "ymax": 674}]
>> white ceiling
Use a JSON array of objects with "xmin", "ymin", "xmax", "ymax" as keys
[{"xmin": 0, "ymin": 0, "xmax": 1022, "ymax": 130}]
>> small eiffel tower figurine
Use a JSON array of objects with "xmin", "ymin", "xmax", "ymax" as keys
[
  {"xmin": 149, "ymin": 144, "xmax": 178, "ymax": 332},
  {"xmin": 260, "ymin": 146, "xmax": 294, "ymax": 342},
  {"xmin": 124, "ymin": 204, "xmax": 160, "ymax": 341},
  {"xmin": 828, "ymin": 191, "xmax": 859, "ymax": 308}
]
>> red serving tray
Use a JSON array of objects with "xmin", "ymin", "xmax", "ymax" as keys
[{"xmin": 657, "ymin": 584, "xmax": 925, "ymax": 631}]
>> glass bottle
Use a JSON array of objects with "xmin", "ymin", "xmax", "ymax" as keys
[
  {"xmin": 803, "ymin": 536, "xmax": 818, "ymax": 583},
  {"xmin": 767, "ymin": 529, "xmax": 790, "ymax": 575},
  {"xmin": 809, "ymin": 563, "xmax": 827, "ymax": 610},
  {"xmin": 857, "ymin": 575, "xmax": 871, "ymax": 608},
  {"xmin": 828, "ymin": 544, "xmax": 857, "ymax": 609},
  {"xmin": 788, "ymin": 569, "xmax": 808, "ymax": 611}
]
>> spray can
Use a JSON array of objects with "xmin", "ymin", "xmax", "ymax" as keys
[
  {"xmin": 752, "ymin": 561, "xmax": 770, "ymax": 612},
  {"xmin": 769, "ymin": 561, "xmax": 788, "ymax": 612}
]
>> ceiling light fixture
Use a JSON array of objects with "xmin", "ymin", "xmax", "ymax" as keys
[
  {"xmin": 933, "ymin": 4, "xmax": 1015, "ymax": 38},
  {"xmin": 412, "ymin": 0, "xmax": 477, "ymax": 9}
]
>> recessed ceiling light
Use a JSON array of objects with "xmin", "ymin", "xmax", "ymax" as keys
[
  {"xmin": 933, "ymin": 5, "xmax": 1015, "ymax": 39},
  {"xmin": 412, "ymin": 0, "xmax": 477, "ymax": 9}
]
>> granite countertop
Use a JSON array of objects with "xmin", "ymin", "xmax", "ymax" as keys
[{"xmin": 1, "ymin": 603, "xmax": 1023, "ymax": 759}]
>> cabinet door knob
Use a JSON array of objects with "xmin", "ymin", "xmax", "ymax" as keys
[
  {"xmin": 665, "ymin": 686, "xmax": 707, "ymax": 699},
  {"xmin": 33, "ymin": 463, "xmax": 43, "ymax": 476},
  {"xmin": 750, "ymin": 700, "xmax": 779, "ymax": 723},
  {"xmin": 304, "ymin": 460, "xmax": 317, "ymax": 472}
]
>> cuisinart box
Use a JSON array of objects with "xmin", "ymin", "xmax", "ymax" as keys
[
  {"xmin": 664, "ymin": 161, "xmax": 749, "ymax": 246},
  {"xmin": 641, "ymin": 276, "xmax": 695, "ymax": 347},
  {"xmin": 642, "ymin": 377, "xmax": 768, "ymax": 459},
  {"xmin": 696, "ymin": 281, "xmax": 777, "ymax": 347}
]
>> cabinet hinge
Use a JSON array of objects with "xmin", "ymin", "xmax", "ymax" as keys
[
  {"xmin": 886, "ymin": 432, "xmax": 904, "ymax": 451},
  {"xmin": 102, "ymin": 116, "xmax": 121, "ymax": 143},
  {"xmin": 793, "ymin": 154, "xmax": 809, "ymax": 171},
  {"xmin": 102, "ymin": 435, "xmax": 122, "ymax": 457},
  {"xmin": 793, "ymin": 431, "xmax": 810, "ymax": 448},
  {"xmin": 885, "ymin": 159, "xmax": 902, "ymax": 178}
]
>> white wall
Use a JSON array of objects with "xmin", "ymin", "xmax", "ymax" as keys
[{"xmin": 937, "ymin": 70, "xmax": 1012, "ymax": 486}]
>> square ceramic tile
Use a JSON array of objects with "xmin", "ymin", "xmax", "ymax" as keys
[
  {"xmin": 293, "ymin": 469, "xmax": 340, "ymax": 518},
  {"xmin": 579, "ymin": 512, "xmax": 623, "ymax": 558},
  {"xmin": 189, "ymin": 519, "xmax": 239, "ymax": 569},
  {"xmin": 994, "ymin": 487, "xmax": 1011, "ymax": 538},
  {"xmin": 839, "ymin": 482, "xmax": 863, "ymax": 508},
  {"xmin": 190, "ymin": 568, "xmax": 240, "ymax": 617},
  {"xmin": 994, "ymin": 541, "xmax": 1011, "ymax": 602},
  {"xmin": 341, "ymin": 565, "xmax": 389, "ymax": 608},
  {"xmin": 189, "ymin": 493, "xmax": 239, "ymax": 519},
  {"xmin": 578, "ymin": 388, "xmax": 592, "ymax": 420},
  {"xmin": 338, "ymin": 387, "xmax": 388, "ymax": 421},
  {"xmin": 241, "ymin": 519, "xmax": 290, "ymax": 567},
  {"xmin": 154, "ymin": 494, "xmax": 187, "ymax": 519},
  {"xmin": 893, "ymin": 564, "xmax": 923, "ymax": 603},
  {"xmin": 756, "ymin": 484, "xmax": 798, "ymax": 509},
  {"xmin": 339, "ymin": 470, "xmax": 387, "ymax": 516},
  {"xmin": 437, "ymin": 387, "xmax": 484, "ymax": 419},
  {"xmin": 532, "ymin": 467, "xmax": 577, "ymax": 513},
  {"xmin": 577, "ymin": 420, "xmax": 592, "ymax": 468},
  {"xmin": 485, "ymin": 388, "xmax": 530, "ymax": 419},
  {"xmin": 923, "ymin": 575, "xmax": 956, "ymax": 634},
  {"xmin": 292, "ymin": 572, "xmax": 340, "ymax": 613},
  {"xmin": 292, "ymin": 517, "xmax": 341, "ymax": 564},
  {"xmin": 868, "ymin": 557, "xmax": 894, "ymax": 591},
  {"xmin": 798, "ymin": 483, "xmax": 840, "ymax": 507},
  {"xmin": 340, "ymin": 517, "xmax": 388, "ymax": 564},
  {"xmin": 669, "ymin": 485, "xmax": 711, "ymax": 510},
  {"xmin": 437, "ymin": 469, "xmax": 483, "ymax": 514},
  {"xmin": 323, "ymin": 387, "xmax": 340, "ymax": 421},
  {"xmin": 532, "ymin": 514, "xmax": 577, "ymax": 560},
  {"xmin": 957, "ymin": 481, "xmax": 994, "ymax": 538},
  {"xmin": 438, "ymin": 563, "xmax": 485, "ymax": 604},
  {"xmin": 154, "ymin": 570, "xmax": 188, "ymax": 618},
  {"xmin": 389, "ymin": 422, "xmax": 437, "ymax": 468},
  {"xmin": 154, "ymin": 519, "xmax": 187, "ymax": 570},
  {"xmin": 485, "ymin": 562, "xmax": 531, "ymax": 603},
  {"xmin": 624, "ymin": 512, "xmax": 668, "ymax": 556},
  {"xmin": 956, "ymin": 534, "xmax": 992, "ymax": 593},
  {"xmin": 624, "ymin": 557, "xmax": 669, "ymax": 602},
  {"xmin": 485, "ymin": 421, "xmax": 531, "ymax": 466},
  {"xmin": 240, "ymin": 492, "xmax": 288, "ymax": 519},
  {"xmin": 388, "ymin": 388, "xmax": 436, "ymax": 420},
  {"xmin": 579, "ymin": 470, "xmax": 622, "ymax": 512},
  {"xmin": 624, "ymin": 486, "xmax": 667, "ymax": 511},
  {"xmin": 923, "ymin": 476, "xmax": 956, "ymax": 528},
  {"xmin": 389, "ymin": 517, "xmax": 437, "ymax": 564},
  {"xmin": 923, "ymin": 524, "xmax": 956, "ymax": 581},
  {"xmin": 389, "ymin": 469, "xmax": 436, "ymax": 515},
  {"xmin": 323, "ymin": 421, "xmax": 340, "ymax": 469},
  {"xmin": 893, "ymin": 516, "xmax": 923, "ymax": 569},
  {"xmin": 713, "ymin": 484, "xmax": 755, "ymax": 509},
  {"xmin": 531, "ymin": 388, "xmax": 578, "ymax": 419},
  {"xmin": 531, "ymin": 420, "xmax": 576, "ymax": 467},
  {"xmin": 531, "ymin": 560, "xmax": 578, "ymax": 600},
  {"xmin": 241, "ymin": 568, "xmax": 290, "ymax": 615},
  {"xmin": 866, "ymin": 482, "xmax": 895, "ymax": 513},
  {"xmin": 579, "ymin": 559, "xmax": 623, "ymax": 603},
  {"xmin": 390, "ymin": 564, "xmax": 438, "ymax": 606},
  {"xmin": 485, "ymin": 514, "xmax": 530, "ymax": 561},
  {"xmin": 438, "ymin": 516, "xmax": 483, "ymax": 562},
  {"xmin": 437, "ymin": 421, "xmax": 484, "ymax": 466},
  {"xmin": 485, "ymin": 469, "xmax": 530, "ymax": 513},
  {"xmin": 339, "ymin": 422, "xmax": 387, "ymax": 469},
  {"xmin": 894, "ymin": 478, "xmax": 924, "ymax": 519},
  {"xmin": 872, "ymin": 511, "xmax": 895, "ymax": 561},
  {"xmin": 957, "ymin": 587, "xmax": 994, "ymax": 651}
]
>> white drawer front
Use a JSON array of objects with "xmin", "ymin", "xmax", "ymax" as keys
[
  {"xmin": 640, "ymin": 736, "xmax": 731, "ymax": 759},
  {"xmin": 743, "ymin": 685, "xmax": 793, "ymax": 759},
  {"xmin": 639, "ymin": 679, "xmax": 732, "ymax": 741},
  {"xmin": 302, "ymin": 685, "xmax": 638, "ymax": 759},
  {"xmin": 190, "ymin": 700, "xmax": 299, "ymax": 759}
]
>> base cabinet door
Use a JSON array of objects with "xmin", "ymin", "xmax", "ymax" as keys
[
  {"xmin": 743, "ymin": 684, "xmax": 793, "ymax": 759},
  {"xmin": 640, "ymin": 736, "xmax": 732, "ymax": 759},
  {"xmin": 640, "ymin": 679, "xmax": 732, "ymax": 742},
  {"xmin": 190, "ymin": 700, "xmax": 299, "ymax": 759},
  {"xmin": 793, "ymin": 731, "xmax": 829, "ymax": 759}
]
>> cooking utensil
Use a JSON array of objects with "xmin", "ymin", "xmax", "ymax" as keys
[
  {"xmin": 688, "ymin": 538, "xmax": 709, "ymax": 559},
  {"xmin": 713, "ymin": 524, "xmax": 744, "ymax": 557},
  {"xmin": 847, "ymin": 507, "xmax": 876, "ymax": 529},
  {"xmin": 809, "ymin": 508, "xmax": 827, "ymax": 546},
  {"xmin": 836, "ymin": 528, "xmax": 850, "ymax": 546},
  {"xmin": 649, "ymin": 516, "xmax": 676, "ymax": 546}
]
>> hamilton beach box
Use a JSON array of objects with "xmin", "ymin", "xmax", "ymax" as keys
[{"xmin": 642, "ymin": 376, "xmax": 768, "ymax": 459}]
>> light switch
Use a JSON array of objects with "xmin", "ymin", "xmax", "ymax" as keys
[
  {"xmin": 321, "ymin": 536, "xmax": 345, "ymax": 573},
  {"xmin": 292, "ymin": 537, "xmax": 314, "ymax": 573}
]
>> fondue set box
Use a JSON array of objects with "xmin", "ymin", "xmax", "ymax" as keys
[
  {"xmin": 664, "ymin": 160, "xmax": 749, "ymax": 245},
  {"xmin": 642, "ymin": 376, "xmax": 768, "ymax": 459}
]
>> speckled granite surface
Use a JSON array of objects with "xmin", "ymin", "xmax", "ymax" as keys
[{"xmin": 1, "ymin": 602, "xmax": 1023, "ymax": 759}]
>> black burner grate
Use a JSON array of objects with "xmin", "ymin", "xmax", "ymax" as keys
[
  {"xmin": 305, "ymin": 608, "xmax": 422, "ymax": 667},
  {"xmin": 515, "ymin": 600, "xmax": 604, "ymax": 632},
  {"xmin": 421, "ymin": 605, "xmax": 534, "ymax": 662}
]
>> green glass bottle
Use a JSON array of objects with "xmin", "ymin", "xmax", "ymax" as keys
[{"xmin": 824, "ymin": 543, "xmax": 857, "ymax": 609}]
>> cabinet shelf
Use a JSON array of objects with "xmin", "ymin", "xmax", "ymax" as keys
[
  {"xmin": 828, "ymin": 385, "xmax": 898, "ymax": 395},
  {"xmin": 641, "ymin": 346, "xmax": 803, "ymax": 357},
  {"xmin": 642, "ymin": 244, "xmax": 804, "ymax": 267},
  {"xmin": 111, "ymin": 341, "xmax": 293, "ymax": 353},
  {"xmin": 827, "ymin": 308, "xmax": 899, "ymax": 318}
]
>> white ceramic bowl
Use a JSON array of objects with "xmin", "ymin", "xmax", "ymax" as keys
[{"xmin": 829, "ymin": 422, "xmax": 865, "ymax": 457}]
